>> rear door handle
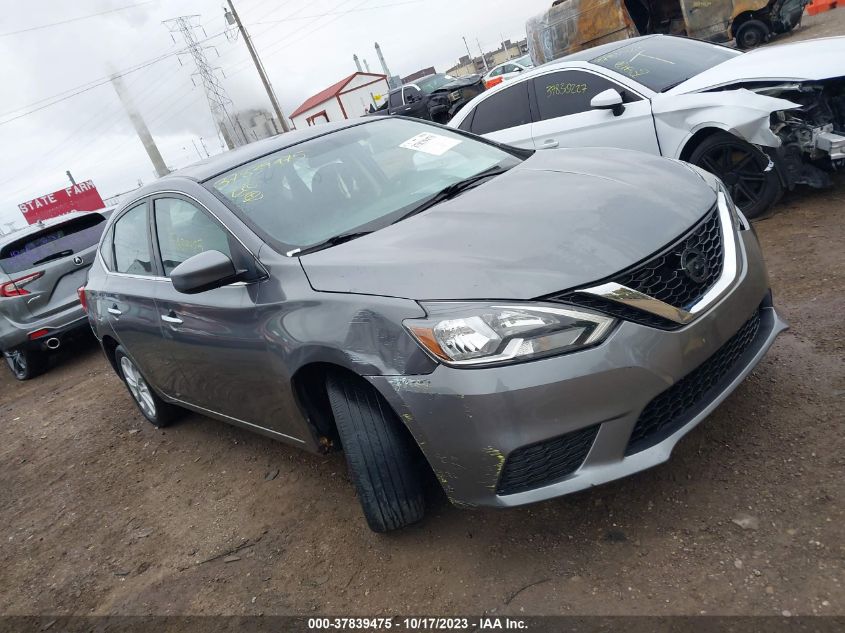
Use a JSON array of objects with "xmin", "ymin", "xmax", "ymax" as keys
[
  {"xmin": 542, "ymin": 139, "xmax": 560, "ymax": 149},
  {"xmin": 107, "ymin": 306, "xmax": 122, "ymax": 316},
  {"xmin": 161, "ymin": 314, "xmax": 183, "ymax": 325}
]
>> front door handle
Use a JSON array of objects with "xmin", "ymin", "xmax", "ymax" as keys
[
  {"xmin": 161, "ymin": 314, "xmax": 183, "ymax": 325},
  {"xmin": 107, "ymin": 306, "xmax": 122, "ymax": 316},
  {"xmin": 541, "ymin": 139, "xmax": 560, "ymax": 149}
]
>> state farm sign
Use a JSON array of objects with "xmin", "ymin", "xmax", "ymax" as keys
[{"xmin": 18, "ymin": 180, "xmax": 106, "ymax": 225}]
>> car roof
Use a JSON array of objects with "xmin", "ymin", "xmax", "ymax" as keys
[
  {"xmin": 163, "ymin": 118, "xmax": 373, "ymax": 182},
  {"xmin": 556, "ymin": 35, "xmax": 659, "ymax": 62},
  {"xmin": 489, "ymin": 56, "xmax": 530, "ymax": 72}
]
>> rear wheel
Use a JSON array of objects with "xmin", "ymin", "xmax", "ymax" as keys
[
  {"xmin": 689, "ymin": 132, "xmax": 782, "ymax": 219},
  {"xmin": 3, "ymin": 348, "xmax": 47, "ymax": 381},
  {"xmin": 326, "ymin": 371, "xmax": 425, "ymax": 533},
  {"xmin": 115, "ymin": 345, "xmax": 180, "ymax": 428},
  {"xmin": 735, "ymin": 19, "xmax": 770, "ymax": 49}
]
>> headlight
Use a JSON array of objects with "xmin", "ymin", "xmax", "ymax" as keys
[
  {"xmin": 404, "ymin": 303, "xmax": 616, "ymax": 367},
  {"xmin": 717, "ymin": 181, "xmax": 751, "ymax": 231}
]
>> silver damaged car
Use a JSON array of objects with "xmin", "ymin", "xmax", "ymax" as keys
[{"xmin": 81, "ymin": 117, "xmax": 786, "ymax": 532}]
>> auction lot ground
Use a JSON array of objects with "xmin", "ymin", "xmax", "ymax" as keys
[{"xmin": 2, "ymin": 10, "xmax": 844, "ymax": 616}]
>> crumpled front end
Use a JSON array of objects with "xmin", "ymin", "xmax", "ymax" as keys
[
  {"xmin": 432, "ymin": 79, "xmax": 486, "ymax": 119},
  {"xmin": 756, "ymin": 78, "xmax": 845, "ymax": 188},
  {"xmin": 653, "ymin": 89, "xmax": 800, "ymax": 158}
]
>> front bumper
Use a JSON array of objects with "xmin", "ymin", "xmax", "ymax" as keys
[{"xmin": 368, "ymin": 227, "xmax": 785, "ymax": 508}]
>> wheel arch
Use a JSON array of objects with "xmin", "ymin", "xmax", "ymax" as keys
[
  {"xmin": 678, "ymin": 126, "xmax": 730, "ymax": 162},
  {"xmin": 731, "ymin": 11, "xmax": 772, "ymax": 37},
  {"xmin": 100, "ymin": 334, "xmax": 120, "ymax": 376},
  {"xmin": 290, "ymin": 362, "xmax": 430, "ymax": 468}
]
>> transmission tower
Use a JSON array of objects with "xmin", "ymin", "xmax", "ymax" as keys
[{"xmin": 162, "ymin": 15, "xmax": 246, "ymax": 150}]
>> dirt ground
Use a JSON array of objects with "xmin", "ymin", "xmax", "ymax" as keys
[{"xmin": 2, "ymin": 10, "xmax": 844, "ymax": 618}]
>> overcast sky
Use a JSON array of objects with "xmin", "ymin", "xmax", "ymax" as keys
[{"xmin": 0, "ymin": 0, "xmax": 551, "ymax": 231}]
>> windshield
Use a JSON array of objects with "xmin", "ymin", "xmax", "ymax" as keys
[
  {"xmin": 590, "ymin": 37, "xmax": 739, "ymax": 92},
  {"xmin": 515, "ymin": 54, "xmax": 532, "ymax": 67},
  {"xmin": 207, "ymin": 118, "xmax": 521, "ymax": 252},
  {"xmin": 416, "ymin": 74, "xmax": 457, "ymax": 93}
]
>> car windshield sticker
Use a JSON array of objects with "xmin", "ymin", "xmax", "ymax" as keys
[
  {"xmin": 546, "ymin": 82, "xmax": 588, "ymax": 97},
  {"xmin": 400, "ymin": 133, "xmax": 462, "ymax": 156},
  {"xmin": 214, "ymin": 152, "xmax": 305, "ymax": 202},
  {"xmin": 592, "ymin": 47, "xmax": 675, "ymax": 80}
]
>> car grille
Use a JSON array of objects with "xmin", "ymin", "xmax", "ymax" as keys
[
  {"xmin": 497, "ymin": 425, "xmax": 599, "ymax": 496},
  {"xmin": 552, "ymin": 205, "xmax": 724, "ymax": 329},
  {"xmin": 625, "ymin": 307, "xmax": 762, "ymax": 456}
]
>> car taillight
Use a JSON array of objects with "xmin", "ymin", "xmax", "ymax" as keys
[
  {"xmin": 0, "ymin": 271, "xmax": 44, "ymax": 297},
  {"xmin": 77, "ymin": 285, "xmax": 88, "ymax": 313}
]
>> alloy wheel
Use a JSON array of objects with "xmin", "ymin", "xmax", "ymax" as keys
[
  {"xmin": 696, "ymin": 144, "xmax": 770, "ymax": 210},
  {"xmin": 120, "ymin": 356, "xmax": 157, "ymax": 419}
]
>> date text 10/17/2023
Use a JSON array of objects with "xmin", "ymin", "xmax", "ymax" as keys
[{"xmin": 307, "ymin": 617, "xmax": 528, "ymax": 630}]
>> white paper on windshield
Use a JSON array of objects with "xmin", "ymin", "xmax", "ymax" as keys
[{"xmin": 400, "ymin": 132, "xmax": 462, "ymax": 156}]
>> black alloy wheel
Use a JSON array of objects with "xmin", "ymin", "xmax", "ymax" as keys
[{"xmin": 690, "ymin": 132, "xmax": 782, "ymax": 219}]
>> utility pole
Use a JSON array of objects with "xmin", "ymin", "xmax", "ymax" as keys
[
  {"xmin": 500, "ymin": 33, "xmax": 511, "ymax": 60},
  {"xmin": 462, "ymin": 36, "xmax": 472, "ymax": 61},
  {"xmin": 224, "ymin": 0, "xmax": 290, "ymax": 133},
  {"xmin": 477, "ymin": 38, "xmax": 489, "ymax": 72},
  {"xmin": 66, "ymin": 170, "xmax": 76, "ymax": 186}
]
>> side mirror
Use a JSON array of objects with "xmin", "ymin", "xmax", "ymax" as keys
[
  {"xmin": 590, "ymin": 88, "xmax": 625, "ymax": 116},
  {"xmin": 514, "ymin": 67, "xmax": 523, "ymax": 72},
  {"xmin": 170, "ymin": 250, "xmax": 240, "ymax": 294}
]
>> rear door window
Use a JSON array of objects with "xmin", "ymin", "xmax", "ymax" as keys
[
  {"xmin": 112, "ymin": 203, "xmax": 154, "ymax": 276},
  {"xmin": 0, "ymin": 213, "xmax": 107, "ymax": 275},
  {"xmin": 470, "ymin": 82, "xmax": 532, "ymax": 135}
]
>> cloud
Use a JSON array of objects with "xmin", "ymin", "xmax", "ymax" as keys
[{"xmin": 0, "ymin": 0, "xmax": 550, "ymax": 229}]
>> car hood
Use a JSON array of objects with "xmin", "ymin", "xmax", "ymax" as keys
[
  {"xmin": 433, "ymin": 75, "xmax": 482, "ymax": 92},
  {"xmin": 300, "ymin": 148, "xmax": 717, "ymax": 301},
  {"xmin": 671, "ymin": 36, "xmax": 845, "ymax": 94}
]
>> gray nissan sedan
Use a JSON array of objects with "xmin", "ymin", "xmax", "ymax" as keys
[{"xmin": 82, "ymin": 117, "xmax": 786, "ymax": 532}]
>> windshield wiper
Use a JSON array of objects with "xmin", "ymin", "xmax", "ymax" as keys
[
  {"xmin": 31, "ymin": 249, "xmax": 73, "ymax": 266},
  {"xmin": 392, "ymin": 165, "xmax": 509, "ymax": 225},
  {"xmin": 288, "ymin": 231, "xmax": 374, "ymax": 257}
]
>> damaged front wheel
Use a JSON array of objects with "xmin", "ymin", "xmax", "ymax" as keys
[
  {"xmin": 689, "ymin": 132, "xmax": 782, "ymax": 219},
  {"xmin": 326, "ymin": 371, "xmax": 425, "ymax": 533}
]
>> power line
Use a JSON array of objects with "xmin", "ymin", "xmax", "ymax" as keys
[
  {"xmin": 226, "ymin": 0, "xmax": 363, "ymax": 75},
  {"xmin": 228, "ymin": 0, "xmax": 373, "ymax": 78},
  {"xmin": 247, "ymin": 0, "xmax": 423, "ymax": 24},
  {"xmin": 0, "ymin": 55, "xmax": 174, "ymax": 126},
  {"xmin": 0, "ymin": 30, "xmax": 227, "ymax": 125},
  {"xmin": 0, "ymin": 1, "xmax": 159, "ymax": 38}
]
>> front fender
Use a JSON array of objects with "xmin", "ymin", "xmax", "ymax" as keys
[{"xmin": 652, "ymin": 89, "xmax": 799, "ymax": 158}]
